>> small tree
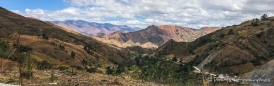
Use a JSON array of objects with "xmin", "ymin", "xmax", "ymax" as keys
[
  {"xmin": 71, "ymin": 51, "xmax": 75, "ymax": 59},
  {"xmin": 59, "ymin": 44, "xmax": 65, "ymax": 50},
  {"xmin": 115, "ymin": 65, "xmax": 125, "ymax": 75},
  {"xmin": 106, "ymin": 66, "xmax": 113, "ymax": 75},
  {"xmin": 86, "ymin": 67, "xmax": 97, "ymax": 73},
  {"xmin": 261, "ymin": 14, "xmax": 268, "ymax": 20},
  {"xmin": 172, "ymin": 57, "xmax": 178, "ymax": 62},
  {"xmin": 228, "ymin": 29, "xmax": 234, "ymax": 35},
  {"xmin": 49, "ymin": 69, "xmax": 57, "ymax": 82},
  {"xmin": 21, "ymin": 51, "xmax": 34, "ymax": 79},
  {"xmin": 42, "ymin": 33, "xmax": 49, "ymax": 40},
  {"xmin": 84, "ymin": 46, "xmax": 88, "ymax": 51},
  {"xmin": 251, "ymin": 18, "xmax": 259, "ymax": 26},
  {"xmin": 0, "ymin": 41, "xmax": 9, "ymax": 72},
  {"xmin": 81, "ymin": 59, "xmax": 87, "ymax": 66}
]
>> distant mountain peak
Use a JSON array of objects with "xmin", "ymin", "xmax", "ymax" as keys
[
  {"xmin": 96, "ymin": 25, "xmax": 220, "ymax": 48},
  {"xmin": 49, "ymin": 20, "xmax": 140, "ymax": 37}
]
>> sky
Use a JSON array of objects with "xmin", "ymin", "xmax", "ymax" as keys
[{"xmin": 0, "ymin": 0, "xmax": 274, "ymax": 29}]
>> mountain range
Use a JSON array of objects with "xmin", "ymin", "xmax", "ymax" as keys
[
  {"xmin": 94, "ymin": 25, "xmax": 220, "ymax": 48},
  {"xmin": 0, "ymin": 6, "xmax": 274, "ymax": 86},
  {"xmin": 49, "ymin": 20, "xmax": 139, "ymax": 37}
]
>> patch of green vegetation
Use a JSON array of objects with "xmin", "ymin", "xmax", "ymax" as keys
[
  {"xmin": 21, "ymin": 71, "xmax": 33, "ymax": 79},
  {"xmin": 37, "ymin": 60, "xmax": 53, "ymax": 70},
  {"xmin": 5, "ymin": 78, "xmax": 17, "ymax": 84}
]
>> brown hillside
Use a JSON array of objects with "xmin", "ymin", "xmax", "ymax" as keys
[
  {"xmin": 0, "ymin": 7, "xmax": 124, "ymax": 67},
  {"xmin": 155, "ymin": 16, "xmax": 274, "ymax": 75}
]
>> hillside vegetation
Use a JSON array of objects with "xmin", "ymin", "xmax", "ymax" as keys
[
  {"xmin": 155, "ymin": 16, "xmax": 274, "ymax": 74},
  {"xmin": 140, "ymin": 15, "xmax": 274, "ymax": 85}
]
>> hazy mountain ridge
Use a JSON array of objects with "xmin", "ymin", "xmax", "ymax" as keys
[
  {"xmin": 95, "ymin": 25, "xmax": 220, "ymax": 48},
  {"xmin": 50, "ymin": 20, "xmax": 139, "ymax": 37}
]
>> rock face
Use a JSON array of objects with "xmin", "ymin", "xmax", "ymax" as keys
[
  {"xmin": 49, "ymin": 20, "xmax": 139, "ymax": 37},
  {"xmin": 95, "ymin": 25, "xmax": 220, "ymax": 48}
]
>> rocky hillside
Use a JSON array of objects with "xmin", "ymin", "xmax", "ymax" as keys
[
  {"xmin": 49, "ymin": 20, "xmax": 139, "ymax": 37},
  {"xmin": 154, "ymin": 15, "xmax": 274, "ymax": 85},
  {"xmin": 94, "ymin": 25, "xmax": 220, "ymax": 49}
]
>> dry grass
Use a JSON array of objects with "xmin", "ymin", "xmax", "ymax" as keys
[
  {"xmin": 0, "ymin": 64, "xmax": 161, "ymax": 86},
  {"xmin": 16, "ymin": 35, "xmax": 115, "ymax": 67}
]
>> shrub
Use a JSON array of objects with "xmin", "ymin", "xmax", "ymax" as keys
[
  {"xmin": 42, "ymin": 33, "xmax": 49, "ymax": 40},
  {"xmin": 106, "ymin": 66, "xmax": 113, "ymax": 75},
  {"xmin": 71, "ymin": 51, "xmax": 75, "ymax": 59},
  {"xmin": 37, "ymin": 60, "xmax": 53, "ymax": 70},
  {"xmin": 86, "ymin": 67, "xmax": 97, "ymax": 73},
  {"xmin": 5, "ymin": 78, "xmax": 17, "ymax": 84},
  {"xmin": 172, "ymin": 57, "xmax": 178, "ymax": 62},
  {"xmin": 261, "ymin": 14, "xmax": 268, "ymax": 20},
  {"xmin": 76, "ymin": 66, "xmax": 84, "ymax": 70},
  {"xmin": 57, "ymin": 66, "xmax": 69, "ymax": 71},
  {"xmin": 251, "ymin": 18, "xmax": 259, "ymax": 26},
  {"xmin": 21, "ymin": 71, "xmax": 33, "ymax": 79},
  {"xmin": 228, "ymin": 29, "xmax": 234, "ymax": 35}
]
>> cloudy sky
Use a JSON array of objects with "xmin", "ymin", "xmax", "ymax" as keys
[{"xmin": 0, "ymin": 0, "xmax": 274, "ymax": 29}]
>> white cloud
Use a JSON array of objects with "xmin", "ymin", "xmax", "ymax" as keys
[{"xmin": 12, "ymin": 0, "xmax": 274, "ymax": 29}]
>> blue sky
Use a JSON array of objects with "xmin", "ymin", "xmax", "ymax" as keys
[
  {"xmin": 0, "ymin": 0, "xmax": 274, "ymax": 29},
  {"xmin": 0, "ymin": 0, "xmax": 67, "ymax": 11}
]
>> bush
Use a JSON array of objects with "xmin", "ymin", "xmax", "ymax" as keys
[
  {"xmin": 76, "ymin": 66, "xmax": 84, "ymax": 70},
  {"xmin": 106, "ymin": 66, "xmax": 113, "ymax": 75},
  {"xmin": 37, "ymin": 60, "xmax": 53, "ymax": 70},
  {"xmin": 21, "ymin": 71, "xmax": 33, "ymax": 79},
  {"xmin": 228, "ymin": 29, "xmax": 234, "ymax": 35},
  {"xmin": 42, "ymin": 33, "xmax": 49, "ymax": 40},
  {"xmin": 5, "ymin": 78, "xmax": 17, "ymax": 84},
  {"xmin": 172, "ymin": 57, "xmax": 178, "ymax": 62},
  {"xmin": 86, "ymin": 67, "xmax": 97, "ymax": 73},
  {"xmin": 57, "ymin": 66, "xmax": 69, "ymax": 71},
  {"xmin": 219, "ymin": 33, "xmax": 225, "ymax": 38},
  {"xmin": 71, "ymin": 51, "xmax": 75, "ymax": 59},
  {"xmin": 251, "ymin": 18, "xmax": 259, "ymax": 26},
  {"xmin": 261, "ymin": 14, "xmax": 268, "ymax": 20}
]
